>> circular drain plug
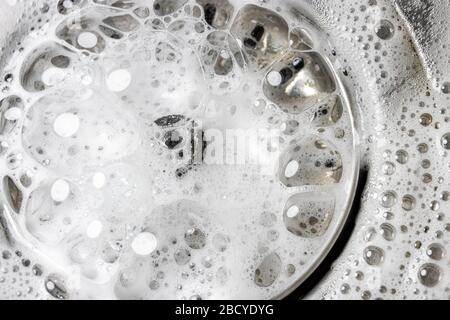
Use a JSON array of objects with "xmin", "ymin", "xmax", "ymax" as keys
[{"xmin": 0, "ymin": 0, "xmax": 359, "ymax": 299}]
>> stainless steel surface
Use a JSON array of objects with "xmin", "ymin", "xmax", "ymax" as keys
[{"xmin": 0, "ymin": 0, "xmax": 449, "ymax": 300}]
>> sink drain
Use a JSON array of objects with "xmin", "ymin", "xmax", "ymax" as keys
[{"xmin": 0, "ymin": 0, "xmax": 360, "ymax": 299}]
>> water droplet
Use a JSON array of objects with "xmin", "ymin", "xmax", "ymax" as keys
[
  {"xmin": 395, "ymin": 150, "xmax": 409, "ymax": 164},
  {"xmin": 363, "ymin": 246, "xmax": 384, "ymax": 266},
  {"xmin": 380, "ymin": 191, "xmax": 397, "ymax": 208},
  {"xmin": 441, "ymin": 133, "xmax": 450, "ymax": 150},
  {"xmin": 419, "ymin": 113, "xmax": 433, "ymax": 126},
  {"xmin": 426, "ymin": 244, "xmax": 446, "ymax": 261},
  {"xmin": 441, "ymin": 82, "xmax": 450, "ymax": 94},
  {"xmin": 401, "ymin": 194, "xmax": 416, "ymax": 211},
  {"xmin": 380, "ymin": 223, "xmax": 396, "ymax": 241},
  {"xmin": 418, "ymin": 263, "xmax": 441, "ymax": 288}
]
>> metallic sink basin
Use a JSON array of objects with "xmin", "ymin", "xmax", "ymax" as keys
[{"xmin": 0, "ymin": 0, "xmax": 448, "ymax": 300}]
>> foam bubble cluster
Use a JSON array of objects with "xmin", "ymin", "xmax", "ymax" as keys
[{"xmin": 0, "ymin": 0, "xmax": 358, "ymax": 300}]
